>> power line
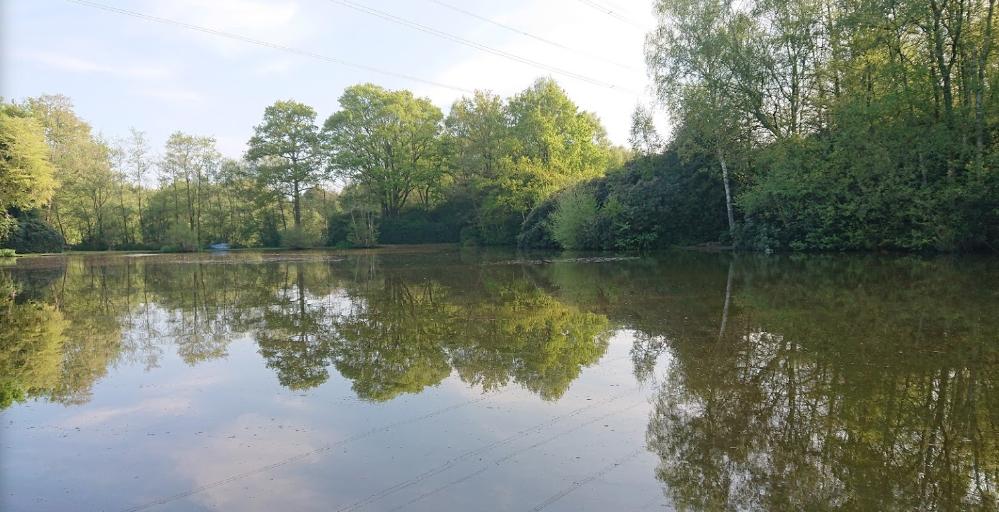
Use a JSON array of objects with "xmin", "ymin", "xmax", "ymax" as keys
[
  {"xmin": 329, "ymin": 0, "xmax": 633, "ymax": 92},
  {"xmin": 61, "ymin": 0, "xmax": 476, "ymax": 94},
  {"xmin": 326, "ymin": 0, "xmax": 638, "ymax": 94},
  {"xmin": 424, "ymin": 0, "xmax": 638, "ymax": 72},
  {"xmin": 576, "ymin": 0, "xmax": 646, "ymax": 29},
  {"xmin": 590, "ymin": 0, "xmax": 642, "ymax": 16}
]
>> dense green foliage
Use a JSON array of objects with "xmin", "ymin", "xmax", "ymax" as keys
[
  {"xmin": 520, "ymin": 152, "xmax": 729, "ymax": 250},
  {"xmin": 549, "ymin": 184, "xmax": 600, "ymax": 250},
  {"xmin": 0, "ymin": 104, "xmax": 56, "ymax": 239},
  {"xmin": 521, "ymin": 0, "xmax": 999, "ymax": 253},
  {"xmin": 247, "ymin": 100, "xmax": 324, "ymax": 231},
  {"xmin": 1, "ymin": 79, "xmax": 622, "ymax": 252},
  {"xmin": 642, "ymin": 0, "xmax": 999, "ymax": 252},
  {"xmin": 4, "ymin": 0, "xmax": 998, "ymax": 253},
  {"xmin": 3, "ymin": 210, "xmax": 65, "ymax": 253},
  {"xmin": 377, "ymin": 205, "xmax": 466, "ymax": 244},
  {"xmin": 324, "ymin": 84, "xmax": 447, "ymax": 218},
  {"xmin": 323, "ymin": 79, "xmax": 621, "ymax": 247}
]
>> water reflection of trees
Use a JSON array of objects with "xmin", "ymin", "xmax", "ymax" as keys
[
  {"xmin": 329, "ymin": 273, "xmax": 610, "ymax": 401},
  {"xmin": 606, "ymin": 256, "xmax": 999, "ymax": 511},
  {"xmin": 252, "ymin": 261, "xmax": 611, "ymax": 401},
  {"xmin": 0, "ymin": 274, "xmax": 68, "ymax": 408},
  {"xmin": 0, "ymin": 253, "xmax": 610, "ymax": 406},
  {"xmin": 4, "ymin": 252, "xmax": 996, "ymax": 509},
  {"xmin": 1, "ymin": 260, "xmax": 132, "ymax": 406}
]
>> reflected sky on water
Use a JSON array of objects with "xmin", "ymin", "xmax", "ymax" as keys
[{"xmin": 1, "ymin": 248, "xmax": 997, "ymax": 511}]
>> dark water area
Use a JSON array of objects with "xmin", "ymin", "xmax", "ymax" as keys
[{"xmin": 1, "ymin": 248, "xmax": 997, "ymax": 511}]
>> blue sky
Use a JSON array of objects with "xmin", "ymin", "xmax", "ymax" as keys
[{"xmin": 3, "ymin": 0, "xmax": 658, "ymax": 158}]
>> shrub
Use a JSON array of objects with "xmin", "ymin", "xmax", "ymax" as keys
[
  {"xmin": 160, "ymin": 223, "xmax": 197, "ymax": 253},
  {"xmin": 517, "ymin": 152, "xmax": 728, "ymax": 251},
  {"xmin": 517, "ymin": 194, "xmax": 559, "ymax": 249},
  {"xmin": 602, "ymin": 153, "xmax": 726, "ymax": 249},
  {"xmin": 259, "ymin": 213, "xmax": 282, "ymax": 248},
  {"xmin": 550, "ymin": 185, "xmax": 599, "ymax": 250},
  {"xmin": 378, "ymin": 207, "xmax": 464, "ymax": 244},
  {"xmin": 347, "ymin": 211, "xmax": 379, "ymax": 248},
  {"xmin": 1, "ymin": 212, "xmax": 64, "ymax": 253},
  {"xmin": 280, "ymin": 226, "xmax": 318, "ymax": 249},
  {"xmin": 327, "ymin": 211, "xmax": 382, "ymax": 248},
  {"xmin": 733, "ymin": 123, "xmax": 999, "ymax": 252},
  {"xmin": 0, "ymin": 248, "xmax": 15, "ymax": 257},
  {"xmin": 326, "ymin": 214, "xmax": 351, "ymax": 247},
  {"xmin": 459, "ymin": 225, "xmax": 481, "ymax": 246}
]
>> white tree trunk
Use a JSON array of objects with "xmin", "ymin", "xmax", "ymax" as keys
[
  {"xmin": 718, "ymin": 259, "xmax": 734, "ymax": 340},
  {"xmin": 717, "ymin": 148, "xmax": 735, "ymax": 236}
]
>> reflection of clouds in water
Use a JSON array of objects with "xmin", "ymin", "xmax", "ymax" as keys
[
  {"xmin": 158, "ymin": 373, "xmax": 230, "ymax": 391},
  {"xmin": 166, "ymin": 413, "xmax": 330, "ymax": 511},
  {"xmin": 58, "ymin": 397, "xmax": 191, "ymax": 428},
  {"xmin": 6, "ymin": 251, "xmax": 996, "ymax": 510},
  {"xmin": 3, "ymin": 252, "xmax": 619, "ymax": 406},
  {"xmin": 272, "ymin": 393, "xmax": 323, "ymax": 410}
]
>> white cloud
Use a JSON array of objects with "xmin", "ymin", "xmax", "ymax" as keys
[
  {"xmin": 21, "ymin": 50, "xmax": 110, "ymax": 73},
  {"xmin": 147, "ymin": 0, "xmax": 311, "ymax": 55},
  {"xmin": 17, "ymin": 49, "xmax": 173, "ymax": 80}
]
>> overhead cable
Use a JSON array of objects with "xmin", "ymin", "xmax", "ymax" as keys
[{"xmin": 62, "ymin": 0, "xmax": 476, "ymax": 93}]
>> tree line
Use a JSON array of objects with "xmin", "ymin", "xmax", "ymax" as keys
[
  {"xmin": 3, "ymin": 0, "xmax": 998, "ymax": 254},
  {"xmin": 0, "ymin": 78, "xmax": 625, "ymax": 253},
  {"xmin": 534, "ymin": 0, "xmax": 999, "ymax": 252}
]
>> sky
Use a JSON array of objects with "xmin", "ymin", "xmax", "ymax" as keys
[{"xmin": 2, "ymin": 0, "xmax": 661, "ymax": 159}]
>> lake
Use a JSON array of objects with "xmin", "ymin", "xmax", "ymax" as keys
[{"xmin": 1, "ymin": 248, "xmax": 997, "ymax": 511}]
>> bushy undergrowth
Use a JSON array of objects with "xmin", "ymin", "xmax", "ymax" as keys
[
  {"xmin": 519, "ymin": 152, "xmax": 728, "ymax": 250},
  {"xmin": 1, "ymin": 212, "xmax": 64, "ymax": 253},
  {"xmin": 160, "ymin": 224, "xmax": 198, "ymax": 253}
]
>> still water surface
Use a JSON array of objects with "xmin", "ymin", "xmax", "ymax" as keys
[{"xmin": 1, "ymin": 248, "xmax": 997, "ymax": 511}]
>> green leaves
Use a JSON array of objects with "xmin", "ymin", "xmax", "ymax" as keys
[
  {"xmin": 450, "ymin": 79, "xmax": 615, "ymax": 244},
  {"xmin": 323, "ymin": 84, "xmax": 444, "ymax": 217},
  {"xmin": 550, "ymin": 183, "xmax": 600, "ymax": 250},
  {"xmin": 0, "ymin": 106, "xmax": 56, "ymax": 238},
  {"xmin": 247, "ymin": 100, "xmax": 323, "ymax": 228},
  {"xmin": 646, "ymin": 0, "xmax": 999, "ymax": 252}
]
